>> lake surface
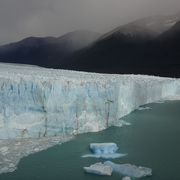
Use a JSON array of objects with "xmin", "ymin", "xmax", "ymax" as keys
[{"xmin": 1, "ymin": 100, "xmax": 180, "ymax": 180}]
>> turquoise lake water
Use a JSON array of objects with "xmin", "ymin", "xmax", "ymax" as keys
[{"xmin": 1, "ymin": 100, "xmax": 180, "ymax": 180}]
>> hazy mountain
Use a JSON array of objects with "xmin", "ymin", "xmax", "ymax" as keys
[
  {"xmin": 128, "ymin": 12, "xmax": 180, "ymax": 34},
  {"xmin": 122, "ymin": 12, "xmax": 180, "ymax": 35},
  {"xmin": 0, "ymin": 14, "xmax": 180, "ymax": 77},
  {"xmin": 0, "ymin": 30, "xmax": 100, "ymax": 67},
  {"xmin": 99, "ymin": 12, "xmax": 180, "ymax": 42},
  {"xmin": 65, "ymin": 20, "xmax": 180, "ymax": 77},
  {"xmin": 159, "ymin": 20, "xmax": 180, "ymax": 39}
]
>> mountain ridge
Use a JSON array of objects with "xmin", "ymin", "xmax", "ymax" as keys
[
  {"xmin": 65, "ymin": 20, "xmax": 180, "ymax": 77},
  {"xmin": 0, "ymin": 30, "xmax": 100, "ymax": 67},
  {"xmin": 0, "ymin": 13, "xmax": 180, "ymax": 77}
]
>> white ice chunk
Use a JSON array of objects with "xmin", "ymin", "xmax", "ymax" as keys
[
  {"xmin": 137, "ymin": 107, "xmax": 152, "ymax": 111},
  {"xmin": 122, "ymin": 177, "xmax": 131, "ymax": 180},
  {"xmin": 155, "ymin": 100, "xmax": 165, "ymax": 104},
  {"xmin": 104, "ymin": 161, "xmax": 152, "ymax": 178},
  {"xmin": 116, "ymin": 120, "xmax": 131, "ymax": 127},
  {"xmin": 83, "ymin": 162, "xmax": 112, "ymax": 176},
  {"xmin": 82, "ymin": 153, "xmax": 127, "ymax": 159},
  {"xmin": 90, "ymin": 143, "xmax": 118, "ymax": 154}
]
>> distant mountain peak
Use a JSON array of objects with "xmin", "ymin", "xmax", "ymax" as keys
[
  {"xmin": 0, "ymin": 30, "xmax": 101, "ymax": 67},
  {"xmin": 0, "ymin": 30, "xmax": 100, "ymax": 52},
  {"xmin": 171, "ymin": 21, "xmax": 180, "ymax": 31},
  {"xmin": 99, "ymin": 12, "xmax": 180, "ymax": 42},
  {"xmin": 114, "ymin": 23, "xmax": 156, "ymax": 38},
  {"xmin": 131, "ymin": 12, "xmax": 180, "ymax": 34},
  {"xmin": 57, "ymin": 30, "xmax": 100, "ymax": 51},
  {"xmin": 159, "ymin": 20, "xmax": 180, "ymax": 40}
]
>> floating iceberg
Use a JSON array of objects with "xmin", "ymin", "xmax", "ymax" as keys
[
  {"xmin": 104, "ymin": 161, "xmax": 152, "ymax": 178},
  {"xmin": 81, "ymin": 153, "xmax": 127, "ymax": 159},
  {"xmin": 82, "ymin": 142, "xmax": 126, "ymax": 159},
  {"xmin": 83, "ymin": 162, "xmax": 112, "ymax": 176},
  {"xmin": 90, "ymin": 143, "xmax": 118, "ymax": 154}
]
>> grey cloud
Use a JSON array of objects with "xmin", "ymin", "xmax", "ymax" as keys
[{"xmin": 0, "ymin": 0, "xmax": 180, "ymax": 45}]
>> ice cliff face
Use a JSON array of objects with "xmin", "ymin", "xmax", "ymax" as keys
[{"xmin": 0, "ymin": 63, "xmax": 180, "ymax": 139}]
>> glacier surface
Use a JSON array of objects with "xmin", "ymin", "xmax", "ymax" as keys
[{"xmin": 0, "ymin": 63, "xmax": 180, "ymax": 139}]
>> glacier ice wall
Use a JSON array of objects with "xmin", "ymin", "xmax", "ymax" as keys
[{"xmin": 0, "ymin": 63, "xmax": 180, "ymax": 139}]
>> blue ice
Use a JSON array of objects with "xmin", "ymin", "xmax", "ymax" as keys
[
  {"xmin": 90, "ymin": 143, "xmax": 118, "ymax": 154},
  {"xmin": 104, "ymin": 161, "xmax": 152, "ymax": 178}
]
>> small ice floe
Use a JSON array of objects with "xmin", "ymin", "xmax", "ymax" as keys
[
  {"xmin": 155, "ymin": 100, "xmax": 165, "ymax": 104},
  {"xmin": 104, "ymin": 161, "xmax": 152, "ymax": 178},
  {"xmin": 122, "ymin": 176, "xmax": 131, "ymax": 180},
  {"xmin": 83, "ymin": 162, "xmax": 112, "ymax": 176},
  {"xmin": 90, "ymin": 143, "xmax": 118, "ymax": 154},
  {"xmin": 137, "ymin": 107, "xmax": 152, "ymax": 111},
  {"xmin": 33, "ymin": 147, "xmax": 40, "ymax": 152},
  {"xmin": 82, "ymin": 153, "xmax": 127, "ymax": 159},
  {"xmin": 116, "ymin": 120, "xmax": 131, "ymax": 127}
]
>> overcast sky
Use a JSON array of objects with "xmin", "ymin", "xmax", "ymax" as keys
[{"xmin": 0, "ymin": 0, "xmax": 180, "ymax": 45}]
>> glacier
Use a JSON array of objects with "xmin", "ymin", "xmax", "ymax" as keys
[{"xmin": 0, "ymin": 63, "xmax": 180, "ymax": 139}]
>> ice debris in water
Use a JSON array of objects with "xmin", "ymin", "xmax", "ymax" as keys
[
  {"xmin": 81, "ymin": 153, "xmax": 127, "ymax": 159},
  {"xmin": 104, "ymin": 161, "xmax": 152, "ymax": 178},
  {"xmin": 155, "ymin": 100, "xmax": 165, "ymax": 104},
  {"xmin": 83, "ymin": 162, "xmax": 112, "ymax": 176},
  {"xmin": 90, "ymin": 143, "xmax": 118, "ymax": 154},
  {"xmin": 0, "ymin": 136, "xmax": 73, "ymax": 174},
  {"xmin": 122, "ymin": 176, "xmax": 131, "ymax": 180},
  {"xmin": 137, "ymin": 106, "xmax": 152, "ymax": 111},
  {"xmin": 116, "ymin": 120, "xmax": 131, "ymax": 127}
]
